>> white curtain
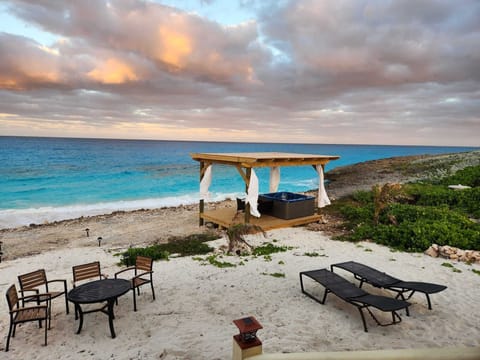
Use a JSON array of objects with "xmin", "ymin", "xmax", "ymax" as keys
[
  {"xmin": 316, "ymin": 164, "xmax": 331, "ymax": 207},
  {"xmin": 246, "ymin": 169, "xmax": 261, "ymax": 217},
  {"xmin": 269, "ymin": 166, "xmax": 280, "ymax": 193},
  {"xmin": 199, "ymin": 164, "xmax": 212, "ymax": 200}
]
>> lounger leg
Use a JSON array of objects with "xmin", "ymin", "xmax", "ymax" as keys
[
  {"xmin": 392, "ymin": 311, "xmax": 402, "ymax": 324},
  {"xmin": 426, "ymin": 294, "xmax": 432, "ymax": 310},
  {"xmin": 299, "ymin": 273, "xmax": 329, "ymax": 305},
  {"xmin": 321, "ymin": 289, "xmax": 329, "ymax": 304},
  {"xmin": 299, "ymin": 273, "xmax": 305, "ymax": 293},
  {"xmin": 358, "ymin": 308, "xmax": 368, "ymax": 332},
  {"xmin": 394, "ymin": 291, "xmax": 410, "ymax": 316}
]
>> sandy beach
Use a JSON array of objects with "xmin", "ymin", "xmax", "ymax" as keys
[
  {"xmin": 1, "ymin": 228, "xmax": 479, "ymax": 359},
  {"xmin": 1, "ymin": 152, "xmax": 479, "ymax": 359}
]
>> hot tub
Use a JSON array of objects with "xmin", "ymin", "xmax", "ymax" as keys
[{"xmin": 259, "ymin": 192, "xmax": 315, "ymax": 219}]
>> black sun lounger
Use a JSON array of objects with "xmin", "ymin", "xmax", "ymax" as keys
[
  {"xmin": 299, "ymin": 269, "xmax": 410, "ymax": 332},
  {"xmin": 331, "ymin": 261, "xmax": 447, "ymax": 315}
]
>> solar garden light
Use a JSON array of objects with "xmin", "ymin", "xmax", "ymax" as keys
[
  {"xmin": 85, "ymin": 228, "xmax": 90, "ymax": 237},
  {"xmin": 0, "ymin": 241, "xmax": 3, "ymax": 263},
  {"xmin": 232, "ymin": 316, "xmax": 263, "ymax": 360},
  {"xmin": 97, "ymin": 236, "xmax": 102, "ymax": 247}
]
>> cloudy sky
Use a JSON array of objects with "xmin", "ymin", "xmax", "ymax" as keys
[{"xmin": 0, "ymin": 0, "xmax": 479, "ymax": 146}]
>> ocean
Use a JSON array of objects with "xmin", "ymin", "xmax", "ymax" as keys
[{"xmin": 1, "ymin": 136, "xmax": 477, "ymax": 229}]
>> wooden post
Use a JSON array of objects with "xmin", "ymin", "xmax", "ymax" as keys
[
  {"xmin": 199, "ymin": 162, "xmax": 206, "ymax": 226},
  {"xmin": 312, "ymin": 163, "xmax": 326, "ymax": 215},
  {"xmin": 244, "ymin": 168, "xmax": 251, "ymax": 224}
]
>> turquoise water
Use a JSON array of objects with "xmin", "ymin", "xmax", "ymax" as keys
[{"xmin": 1, "ymin": 136, "xmax": 477, "ymax": 228}]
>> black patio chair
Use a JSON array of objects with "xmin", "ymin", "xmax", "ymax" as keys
[
  {"xmin": 299, "ymin": 268, "xmax": 410, "ymax": 332},
  {"xmin": 331, "ymin": 261, "xmax": 447, "ymax": 315}
]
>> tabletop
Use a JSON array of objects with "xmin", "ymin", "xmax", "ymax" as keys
[{"xmin": 68, "ymin": 278, "xmax": 131, "ymax": 304}]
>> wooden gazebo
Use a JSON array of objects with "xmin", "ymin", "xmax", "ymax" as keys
[{"xmin": 190, "ymin": 152, "xmax": 340, "ymax": 230}]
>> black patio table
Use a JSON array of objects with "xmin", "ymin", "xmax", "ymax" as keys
[{"xmin": 67, "ymin": 278, "xmax": 131, "ymax": 338}]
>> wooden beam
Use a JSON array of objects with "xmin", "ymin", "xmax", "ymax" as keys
[{"xmin": 235, "ymin": 165, "xmax": 248, "ymax": 184}]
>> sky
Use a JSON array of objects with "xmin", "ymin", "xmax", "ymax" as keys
[{"xmin": 0, "ymin": 0, "xmax": 479, "ymax": 146}]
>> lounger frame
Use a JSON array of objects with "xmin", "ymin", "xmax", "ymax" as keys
[
  {"xmin": 331, "ymin": 261, "xmax": 447, "ymax": 315},
  {"xmin": 300, "ymin": 269, "xmax": 410, "ymax": 332}
]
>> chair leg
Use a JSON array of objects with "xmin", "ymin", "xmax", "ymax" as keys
[
  {"xmin": 150, "ymin": 282, "xmax": 156, "ymax": 300},
  {"xmin": 44, "ymin": 317, "xmax": 48, "ymax": 346},
  {"xmin": 6, "ymin": 322, "xmax": 14, "ymax": 351},
  {"xmin": 133, "ymin": 288, "xmax": 137, "ymax": 312},
  {"xmin": 65, "ymin": 294, "xmax": 70, "ymax": 314}
]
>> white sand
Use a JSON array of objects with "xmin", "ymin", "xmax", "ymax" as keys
[{"xmin": 1, "ymin": 227, "xmax": 479, "ymax": 359}]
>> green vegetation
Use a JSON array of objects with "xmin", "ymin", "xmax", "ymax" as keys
[
  {"xmin": 330, "ymin": 165, "xmax": 480, "ymax": 252},
  {"xmin": 117, "ymin": 232, "xmax": 219, "ymax": 265},
  {"xmin": 252, "ymin": 242, "xmax": 293, "ymax": 256},
  {"xmin": 303, "ymin": 252, "xmax": 325, "ymax": 257},
  {"xmin": 261, "ymin": 272, "xmax": 285, "ymax": 278},
  {"xmin": 442, "ymin": 262, "xmax": 462, "ymax": 273},
  {"xmin": 205, "ymin": 255, "xmax": 237, "ymax": 268}
]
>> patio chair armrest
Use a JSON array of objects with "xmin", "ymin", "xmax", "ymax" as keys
[
  {"xmin": 20, "ymin": 288, "xmax": 40, "ymax": 295},
  {"xmin": 47, "ymin": 278, "xmax": 67, "ymax": 285},
  {"xmin": 18, "ymin": 293, "xmax": 52, "ymax": 302},
  {"xmin": 46, "ymin": 278, "xmax": 68, "ymax": 289},
  {"xmin": 133, "ymin": 271, "xmax": 153, "ymax": 279},
  {"xmin": 10, "ymin": 304, "xmax": 48, "ymax": 315},
  {"xmin": 114, "ymin": 267, "xmax": 135, "ymax": 278}
]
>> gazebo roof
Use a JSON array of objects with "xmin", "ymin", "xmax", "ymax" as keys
[{"xmin": 190, "ymin": 152, "xmax": 340, "ymax": 168}]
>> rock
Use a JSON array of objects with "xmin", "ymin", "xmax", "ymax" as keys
[{"xmin": 424, "ymin": 246, "xmax": 439, "ymax": 258}]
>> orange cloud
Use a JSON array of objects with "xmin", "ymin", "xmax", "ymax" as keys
[
  {"xmin": 88, "ymin": 58, "xmax": 138, "ymax": 84},
  {"xmin": 157, "ymin": 27, "xmax": 192, "ymax": 68}
]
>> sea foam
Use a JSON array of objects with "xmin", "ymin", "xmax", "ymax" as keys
[{"xmin": 0, "ymin": 192, "xmax": 243, "ymax": 229}]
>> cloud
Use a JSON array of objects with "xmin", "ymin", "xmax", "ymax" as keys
[{"xmin": 0, "ymin": 0, "xmax": 479, "ymax": 145}]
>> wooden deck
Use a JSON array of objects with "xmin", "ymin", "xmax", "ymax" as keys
[{"xmin": 200, "ymin": 207, "xmax": 323, "ymax": 230}]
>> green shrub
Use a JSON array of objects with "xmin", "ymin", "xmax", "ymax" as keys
[
  {"xmin": 118, "ymin": 233, "xmax": 218, "ymax": 265},
  {"xmin": 351, "ymin": 190, "xmax": 374, "ymax": 204},
  {"xmin": 439, "ymin": 165, "xmax": 480, "ymax": 187},
  {"xmin": 337, "ymin": 178, "xmax": 480, "ymax": 252},
  {"xmin": 405, "ymin": 184, "xmax": 480, "ymax": 218}
]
